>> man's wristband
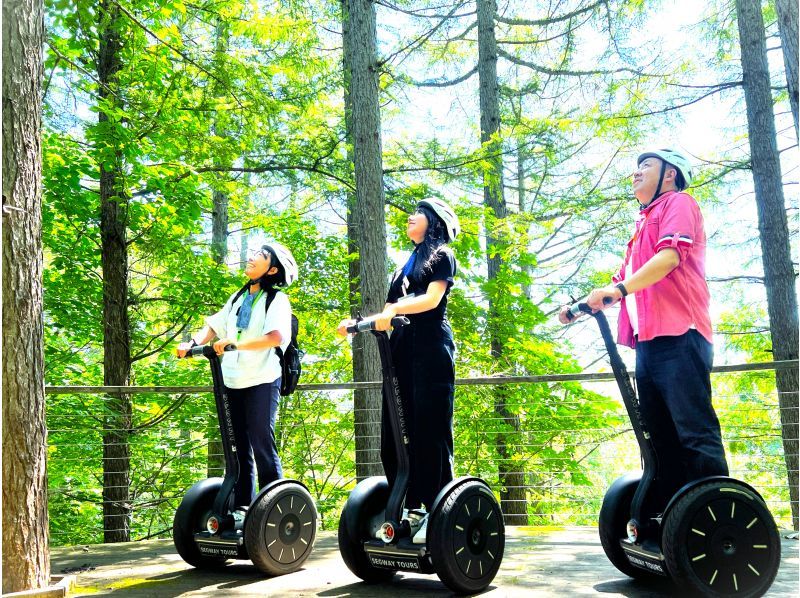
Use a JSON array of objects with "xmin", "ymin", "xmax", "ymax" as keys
[{"xmin": 615, "ymin": 282, "xmax": 629, "ymax": 297}]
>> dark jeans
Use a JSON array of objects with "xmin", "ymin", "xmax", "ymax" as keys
[
  {"xmin": 635, "ymin": 330, "xmax": 729, "ymax": 513},
  {"xmin": 227, "ymin": 379, "xmax": 283, "ymax": 508}
]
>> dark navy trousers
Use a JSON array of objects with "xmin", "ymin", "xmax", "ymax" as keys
[
  {"xmin": 226, "ymin": 379, "xmax": 283, "ymax": 508},
  {"xmin": 635, "ymin": 330, "xmax": 729, "ymax": 513}
]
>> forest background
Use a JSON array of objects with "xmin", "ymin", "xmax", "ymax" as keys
[{"xmin": 3, "ymin": 0, "xmax": 797, "ymax": 582}]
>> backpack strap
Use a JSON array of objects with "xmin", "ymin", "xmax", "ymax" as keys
[
  {"xmin": 231, "ymin": 283, "xmax": 250, "ymax": 316},
  {"xmin": 263, "ymin": 288, "xmax": 278, "ymax": 313},
  {"xmin": 263, "ymin": 289, "xmax": 285, "ymax": 359}
]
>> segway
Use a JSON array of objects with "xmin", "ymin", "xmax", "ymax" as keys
[
  {"xmin": 338, "ymin": 317, "xmax": 505, "ymax": 594},
  {"xmin": 173, "ymin": 344, "xmax": 317, "ymax": 575},
  {"xmin": 567, "ymin": 302, "xmax": 780, "ymax": 596}
]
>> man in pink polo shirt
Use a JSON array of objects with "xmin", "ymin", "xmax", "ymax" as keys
[{"xmin": 560, "ymin": 147, "xmax": 729, "ymax": 515}]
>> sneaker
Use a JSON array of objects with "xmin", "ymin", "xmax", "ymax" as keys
[
  {"xmin": 232, "ymin": 508, "xmax": 248, "ymax": 530},
  {"xmin": 412, "ymin": 513, "xmax": 429, "ymax": 544},
  {"xmin": 404, "ymin": 509, "xmax": 424, "ymax": 532}
]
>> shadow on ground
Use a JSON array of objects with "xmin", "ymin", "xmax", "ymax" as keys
[{"xmin": 50, "ymin": 527, "xmax": 798, "ymax": 597}]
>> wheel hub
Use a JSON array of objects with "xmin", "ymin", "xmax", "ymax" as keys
[
  {"xmin": 721, "ymin": 537, "xmax": 736, "ymax": 556},
  {"xmin": 710, "ymin": 524, "xmax": 744, "ymax": 561},
  {"xmin": 467, "ymin": 518, "xmax": 488, "ymax": 554},
  {"xmin": 471, "ymin": 527, "xmax": 482, "ymax": 546},
  {"xmin": 281, "ymin": 513, "xmax": 301, "ymax": 544}
]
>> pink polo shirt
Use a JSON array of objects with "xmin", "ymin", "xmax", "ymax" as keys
[{"xmin": 612, "ymin": 190, "xmax": 713, "ymax": 348}]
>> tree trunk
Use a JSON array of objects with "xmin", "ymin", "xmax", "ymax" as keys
[
  {"xmin": 98, "ymin": 0, "xmax": 132, "ymax": 543},
  {"xmin": 736, "ymin": 0, "xmax": 799, "ymax": 529},
  {"xmin": 477, "ymin": 0, "xmax": 527, "ymax": 524},
  {"xmin": 341, "ymin": 0, "xmax": 388, "ymax": 480},
  {"xmin": 2, "ymin": 0, "xmax": 49, "ymax": 590},
  {"xmin": 210, "ymin": 189, "xmax": 229, "ymax": 265},
  {"xmin": 775, "ymin": 0, "xmax": 798, "ymax": 140},
  {"xmin": 516, "ymin": 141, "xmax": 535, "ymax": 301},
  {"xmin": 207, "ymin": 19, "xmax": 229, "ymax": 479}
]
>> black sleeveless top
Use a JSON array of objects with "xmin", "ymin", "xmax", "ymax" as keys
[{"xmin": 386, "ymin": 246, "xmax": 456, "ymax": 324}]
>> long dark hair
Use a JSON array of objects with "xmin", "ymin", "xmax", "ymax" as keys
[{"xmin": 411, "ymin": 205, "xmax": 448, "ymax": 280}]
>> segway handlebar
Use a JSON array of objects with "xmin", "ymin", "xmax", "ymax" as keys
[
  {"xmin": 565, "ymin": 297, "xmax": 614, "ymax": 322},
  {"xmin": 346, "ymin": 316, "xmax": 410, "ymax": 334},
  {"xmin": 180, "ymin": 344, "xmax": 237, "ymax": 359}
]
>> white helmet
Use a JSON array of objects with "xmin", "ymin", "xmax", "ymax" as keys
[
  {"xmin": 417, "ymin": 198, "xmax": 460, "ymax": 241},
  {"xmin": 263, "ymin": 242, "xmax": 298, "ymax": 286},
  {"xmin": 637, "ymin": 148, "xmax": 694, "ymax": 190}
]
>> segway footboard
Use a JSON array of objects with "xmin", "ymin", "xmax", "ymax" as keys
[{"xmin": 361, "ymin": 539, "xmax": 434, "ymax": 574}]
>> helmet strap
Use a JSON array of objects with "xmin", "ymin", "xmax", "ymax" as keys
[{"xmin": 641, "ymin": 160, "xmax": 668, "ymax": 209}]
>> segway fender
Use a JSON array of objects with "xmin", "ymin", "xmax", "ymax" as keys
[
  {"xmin": 176, "ymin": 477, "xmax": 224, "ymax": 522},
  {"xmin": 341, "ymin": 476, "xmax": 389, "ymax": 542},
  {"xmin": 429, "ymin": 476, "xmax": 489, "ymax": 520},
  {"xmin": 662, "ymin": 475, "xmax": 766, "ymax": 524},
  {"xmin": 602, "ymin": 471, "xmax": 642, "ymax": 513}
]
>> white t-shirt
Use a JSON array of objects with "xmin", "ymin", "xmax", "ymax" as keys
[{"xmin": 205, "ymin": 289, "xmax": 292, "ymax": 389}]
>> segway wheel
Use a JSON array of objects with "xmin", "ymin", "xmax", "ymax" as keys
[
  {"xmin": 663, "ymin": 480, "xmax": 781, "ymax": 597},
  {"xmin": 173, "ymin": 478, "xmax": 229, "ymax": 569},
  {"xmin": 429, "ymin": 479, "xmax": 505, "ymax": 594},
  {"xmin": 598, "ymin": 472, "xmax": 660, "ymax": 580},
  {"xmin": 245, "ymin": 481, "xmax": 318, "ymax": 576},
  {"xmin": 337, "ymin": 477, "xmax": 397, "ymax": 583}
]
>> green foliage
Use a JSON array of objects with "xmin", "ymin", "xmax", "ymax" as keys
[{"xmin": 40, "ymin": 0, "xmax": 794, "ymax": 546}]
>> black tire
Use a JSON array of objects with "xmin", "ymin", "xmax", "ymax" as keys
[
  {"xmin": 244, "ymin": 481, "xmax": 318, "ymax": 576},
  {"xmin": 429, "ymin": 479, "xmax": 505, "ymax": 594},
  {"xmin": 337, "ymin": 477, "xmax": 397, "ymax": 584},
  {"xmin": 662, "ymin": 481, "xmax": 781, "ymax": 597},
  {"xmin": 173, "ymin": 478, "xmax": 229, "ymax": 569},
  {"xmin": 598, "ymin": 472, "xmax": 660, "ymax": 580}
]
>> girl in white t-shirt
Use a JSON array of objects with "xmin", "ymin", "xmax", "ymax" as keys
[{"xmin": 177, "ymin": 242, "xmax": 298, "ymax": 510}]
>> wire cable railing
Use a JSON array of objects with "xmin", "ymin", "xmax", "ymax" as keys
[{"xmin": 45, "ymin": 360, "xmax": 797, "ymax": 546}]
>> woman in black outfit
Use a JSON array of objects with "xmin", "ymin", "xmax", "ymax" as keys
[{"xmin": 338, "ymin": 197, "xmax": 460, "ymax": 543}]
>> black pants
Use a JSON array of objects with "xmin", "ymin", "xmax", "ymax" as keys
[
  {"xmin": 226, "ymin": 380, "xmax": 283, "ymax": 508},
  {"xmin": 382, "ymin": 322, "xmax": 455, "ymax": 510},
  {"xmin": 635, "ymin": 330, "xmax": 729, "ymax": 514}
]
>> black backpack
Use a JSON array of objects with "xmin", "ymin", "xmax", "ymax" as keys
[{"xmin": 264, "ymin": 290, "xmax": 302, "ymax": 396}]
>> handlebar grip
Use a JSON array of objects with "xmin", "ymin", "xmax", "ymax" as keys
[
  {"xmin": 566, "ymin": 303, "xmax": 591, "ymax": 321},
  {"xmin": 184, "ymin": 345, "xmax": 207, "ymax": 358},
  {"xmin": 346, "ymin": 316, "xmax": 411, "ymax": 334},
  {"xmin": 565, "ymin": 296, "xmax": 615, "ymax": 321},
  {"xmin": 181, "ymin": 344, "xmax": 236, "ymax": 358},
  {"xmin": 346, "ymin": 320, "xmax": 373, "ymax": 334}
]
